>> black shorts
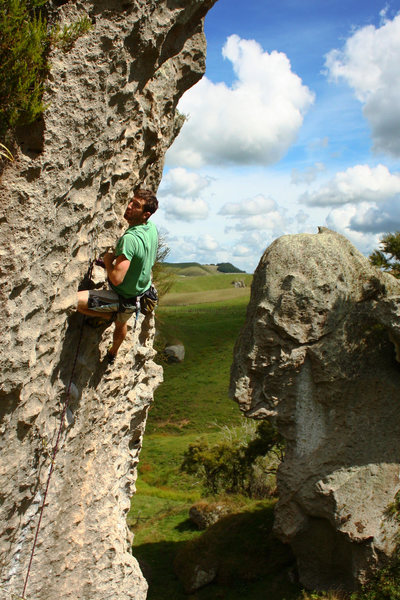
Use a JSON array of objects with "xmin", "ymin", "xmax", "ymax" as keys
[{"xmin": 87, "ymin": 289, "xmax": 136, "ymax": 323}]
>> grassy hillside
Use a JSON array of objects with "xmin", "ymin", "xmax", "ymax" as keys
[
  {"xmin": 163, "ymin": 262, "xmax": 219, "ymax": 277},
  {"xmin": 160, "ymin": 286, "xmax": 250, "ymax": 306},
  {"xmin": 129, "ymin": 295, "xmax": 302, "ymax": 599},
  {"xmin": 149, "ymin": 297, "xmax": 247, "ymax": 434},
  {"xmin": 169, "ymin": 265, "xmax": 217, "ymax": 277},
  {"xmin": 160, "ymin": 272, "xmax": 253, "ymax": 306},
  {"xmin": 162, "ymin": 262, "xmax": 247, "ymax": 277}
]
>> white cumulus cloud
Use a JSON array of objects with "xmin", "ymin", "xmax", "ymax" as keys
[
  {"xmin": 197, "ymin": 234, "xmax": 219, "ymax": 252},
  {"xmin": 325, "ymin": 13, "xmax": 400, "ymax": 156},
  {"xmin": 219, "ymin": 193, "xmax": 286, "ymax": 232},
  {"xmin": 165, "ymin": 234, "xmax": 227, "ymax": 265},
  {"xmin": 349, "ymin": 199, "xmax": 400, "ymax": 233},
  {"xmin": 220, "ymin": 194, "xmax": 276, "ymax": 216},
  {"xmin": 163, "ymin": 197, "xmax": 209, "ymax": 222},
  {"xmin": 226, "ymin": 213, "xmax": 285, "ymax": 233},
  {"xmin": 167, "ymin": 34, "xmax": 314, "ymax": 168},
  {"xmin": 159, "ymin": 167, "xmax": 211, "ymax": 198},
  {"xmin": 233, "ymin": 231, "xmax": 275, "ymax": 263},
  {"xmin": 159, "ymin": 167, "xmax": 211, "ymax": 222},
  {"xmin": 325, "ymin": 204, "xmax": 381, "ymax": 254},
  {"xmin": 291, "ymin": 163, "xmax": 325, "ymax": 185},
  {"xmin": 233, "ymin": 244, "xmax": 253, "ymax": 257},
  {"xmin": 301, "ymin": 164, "xmax": 400, "ymax": 206}
]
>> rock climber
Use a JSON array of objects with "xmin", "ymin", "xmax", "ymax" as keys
[{"xmin": 77, "ymin": 188, "xmax": 159, "ymax": 364}]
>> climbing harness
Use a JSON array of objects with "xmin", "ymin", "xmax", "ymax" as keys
[
  {"xmin": 139, "ymin": 284, "xmax": 158, "ymax": 316},
  {"xmin": 20, "ymin": 260, "xmax": 94, "ymax": 599},
  {"xmin": 117, "ymin": 285, "xmax": 158, "ymax": 322}
]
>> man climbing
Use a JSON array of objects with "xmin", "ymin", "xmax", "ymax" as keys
[{"xmin": 77, "ymin": 188, "xmax": 159, "ymax": 364}]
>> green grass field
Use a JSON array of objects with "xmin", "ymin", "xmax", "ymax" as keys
[
  {"xmin": 164, "ymin": 272, "xmax": 253, "ymax": 295},
  {"xmin": 127, "ymin": 280, "xmax": 302, "ymax": 599},
  {"xmin": 160, "ymin": 286, "xmax": 250, "ymax": 306},
  {"xmin": 148, "ymin": 298, "xmax": 249, "ymax": 434}
]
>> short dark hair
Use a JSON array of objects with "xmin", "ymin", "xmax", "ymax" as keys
[{"xmin": 134, "ymin": 188, "xmax": 159, "ymax": 215}]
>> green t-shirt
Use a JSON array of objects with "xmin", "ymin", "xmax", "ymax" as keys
[{"xmin": 110, "ymin": 220, "xmax": 158, "ymax": 298}]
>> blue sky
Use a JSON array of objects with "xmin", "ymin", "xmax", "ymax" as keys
[{"xmin": 152, "ymin": 0, "xmax": 400, "ymax": 272}]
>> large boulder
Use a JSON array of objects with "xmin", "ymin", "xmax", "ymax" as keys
[{"xmin": 230, "ymin": 228, "xmax": 400, "ymax": 592}]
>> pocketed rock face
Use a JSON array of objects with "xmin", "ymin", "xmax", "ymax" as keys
[
  {"xmin": 230, "ymin": 228, "xmax": 400, "ymax": 592},
  {"xmin": 0, "ymin": 1, "xmax": 215, "ymax": 598}
]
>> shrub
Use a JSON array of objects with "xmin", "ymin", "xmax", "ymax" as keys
[
  {"xmin": 182, "ymin": 439, "xmax": 244, "ymax": 495},
  {"xmin": 181, "ymin": 421, "xmax": 285, "ymax": 497},
  {"xmin": 349, "ymin": 554, "xmax": 400, "ymax": 600},
  {"xmin": 0, "ymin": 1, "xmax": 93, "ymax": 141},
  {"xmin": 153, "ymin": 234, "xmax": 176, "ymax": 299},
  {"xmin": 0, "ymin": 0, "xmax": 50, "ymax": 138}
]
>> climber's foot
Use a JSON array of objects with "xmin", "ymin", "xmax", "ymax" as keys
[{"xmin": 106, "ymin": 348, "xmax": 117, "ymax": 365}]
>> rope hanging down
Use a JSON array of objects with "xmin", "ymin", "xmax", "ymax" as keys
[{"xmin": 21, "ymin": 260, "xmax": 94, "ymax": 599}]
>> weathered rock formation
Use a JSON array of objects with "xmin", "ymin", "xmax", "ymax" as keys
[
  {"xmin": 0, "ymin": 1, "xmax": 216, "ymax": 598},
  {"xmin": 230, "ymin": 228, "xmax": 400, "ymax": 592}
]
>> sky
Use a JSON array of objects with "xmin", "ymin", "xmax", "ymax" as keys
[{"xmin": 151, "ymin": 0, "xmax": 400, "ymax": 273}]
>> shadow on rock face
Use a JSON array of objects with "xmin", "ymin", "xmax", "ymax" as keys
[
  {"xmin": 51, "ymin": 263, "xmax": 111, "ymax": 415},
  {"xmin": 51, "ymin": 311, "xmax": 110, "ymax": 411}
]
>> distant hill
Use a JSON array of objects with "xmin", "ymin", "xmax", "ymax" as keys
[
  {"xmin": 163, "ymin": 262, "xmax": 246, "ymax": 276},
  {"xmin": 216, "ymin": 262, "xmax": 246, "ymax": 274}
]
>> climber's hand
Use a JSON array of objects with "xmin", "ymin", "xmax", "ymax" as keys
[{"xmin": 102, "ymin": 251, "xmax": 115, "ymax": 266}]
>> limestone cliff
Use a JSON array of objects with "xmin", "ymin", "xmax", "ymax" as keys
[
  {"xmin": 0, "ymin": 1, "xmax": 216, "ymax": 598},
  {"xmin": 231, "ymin": 228, "xmax": 400, "ymax": 592}
]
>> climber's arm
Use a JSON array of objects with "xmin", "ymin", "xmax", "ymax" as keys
[{"xmin": 103, "ymin": 252, "xmax": 130, "ymax": 286}]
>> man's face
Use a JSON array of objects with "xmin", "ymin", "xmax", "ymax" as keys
[{"xmin": 124, "ymin": 196, "xmax": 149, "ymax": 225}]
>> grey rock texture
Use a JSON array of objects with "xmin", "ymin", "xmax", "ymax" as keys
[
  {"xmin": 230, "ymin": 228, "xmax": 400, "ymax": 591},
  {"xmin": 0, "ymin": 1, "xmax": 216, "ymax": 598}
]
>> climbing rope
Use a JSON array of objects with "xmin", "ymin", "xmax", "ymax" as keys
[{"xmin": 20, "ymin": 260, "xmax": 94, "ymax": 599}]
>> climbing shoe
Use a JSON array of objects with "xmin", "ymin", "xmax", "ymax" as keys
[{"xmin": 106, "ymin": 348, "xmax": 116, "ymax": 365}]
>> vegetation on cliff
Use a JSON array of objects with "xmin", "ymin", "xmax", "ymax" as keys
[
  {"xmin": 0, "ymin": 0, "xmax": 92, "ymax": 142},
  {"xmin": 0, "ymin": 0, "xmax": 50, "ymax": 138}
]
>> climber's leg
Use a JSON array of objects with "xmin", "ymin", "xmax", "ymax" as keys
[
  {"xmin": 108, "ymin": 320, "xmax": 128, "ymax": 357},
  {"xmin": 77, "ymin": 290, "xmax": 117, "ymax": 319}
]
